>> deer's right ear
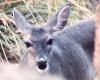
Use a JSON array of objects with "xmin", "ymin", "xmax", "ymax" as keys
[{"xmin": 13, "ymin": 8, "xmax": 32, "ymax": 34}]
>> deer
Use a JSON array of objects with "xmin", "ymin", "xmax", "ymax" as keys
[{"xmin": 13, "ymin": 3, "xmax": 95, "ymax": 80}]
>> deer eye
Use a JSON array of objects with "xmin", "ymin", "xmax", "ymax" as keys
[
  {"xmin": 24, "ymin": 41, "xmax": 33, "ymax": 48},
  {"xmin": 47, "ymin": 38, "xmax": 53, "ymax": 45}
]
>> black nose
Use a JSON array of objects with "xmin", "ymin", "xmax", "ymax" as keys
[{"xmin": 36, "ymin": 60, "xmax": 47, "ymax": 70}]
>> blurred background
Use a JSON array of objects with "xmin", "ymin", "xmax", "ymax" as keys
[{"xmin": 0, "ymin": 0, "xmax": 98, "ymax": 63}]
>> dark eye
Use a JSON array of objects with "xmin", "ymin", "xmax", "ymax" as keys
[
  {"xmin": 24, "ymin": 41, "xmax": 33, "ymax": 48},
  {"xmin": 47, "ymin": 38, "xmax": 53, "ymax": 45}
]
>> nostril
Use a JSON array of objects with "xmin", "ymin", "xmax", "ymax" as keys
[{"xmin": 36, "ymin": 60, "xmax": 47, "ymax": 70}]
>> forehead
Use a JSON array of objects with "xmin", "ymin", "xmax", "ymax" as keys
[{"xmin": 30, "ymin": 28, "xmax": 48, "ymax": 41}]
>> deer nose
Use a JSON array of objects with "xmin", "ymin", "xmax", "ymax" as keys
[{"xmin": 36, "ymin": 59, "xmax": 47, "ymax": 70}]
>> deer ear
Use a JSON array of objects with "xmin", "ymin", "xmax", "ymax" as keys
[
  {"xmin": 55, "ymin": 3, "xmax": 71, "ymax": 30},
  {"xmin": 13, "ymin": 8, "xmax": 32, "ymax": 34},
  {"xmin": 45, "ymin": 3, "xmax": 71, "ymax": 32}
]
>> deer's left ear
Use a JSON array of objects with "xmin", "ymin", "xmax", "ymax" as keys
[
  {"xmin": 55, "ymin": 3, "xmax": 71, "ymax": 30},
  {"xmin": 45, "ymin": 3, "xmax": 71, "ymax": 32}
]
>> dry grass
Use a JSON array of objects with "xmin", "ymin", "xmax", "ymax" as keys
[{"xmin": 0, "ymin": 63, "xmax": 64, "ymax": 80}]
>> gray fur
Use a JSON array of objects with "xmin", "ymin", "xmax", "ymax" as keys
[{"xmin": 13, "ymin": 4, "xmax": 95, "ymax": 80}]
